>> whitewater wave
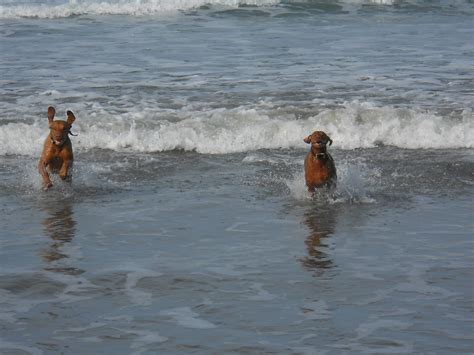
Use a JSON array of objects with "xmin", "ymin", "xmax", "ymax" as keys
[
  {"xmin": 0, "ymin": 0, "xmax": 278, "ymax": 18},
  {"xmin": 0, "ymin": 102, "xmax": 472, "ymax": 156},
  {"xmin": 0, "ymin": 0, "xmax": 470, "ymax": 18}
]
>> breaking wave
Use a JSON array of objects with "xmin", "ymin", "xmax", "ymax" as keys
[
  {"xmin": 0, "ymin": 102, "xmax": 472, "ymax": 156},
  {"xmin": 0, "ymin": 0, "xmax": 278, "ymax": 18},
  {"xmin": 0, "ymin": 0, "xmax": 471, "ymax": 18}
]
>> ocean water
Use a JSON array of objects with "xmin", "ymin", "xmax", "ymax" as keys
[{"xmin": 1, "ymin": 0, "xmax": 473, "ymax": 353}]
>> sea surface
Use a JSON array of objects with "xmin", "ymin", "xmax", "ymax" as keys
[{"xmin": 0, "ymin": 0, "xmax": 473, "ymax": 353}]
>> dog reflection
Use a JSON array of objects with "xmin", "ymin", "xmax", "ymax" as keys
[
  {"xmin": 301, "ymin": 206, "xmax": 337, "ymax": 273},
  {"xmin": 41, "ymin": 201, "xmax": 76, "ymax": 263}
]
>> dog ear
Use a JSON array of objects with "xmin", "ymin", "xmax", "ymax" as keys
[
  {"xmin": 66, "ymin": 110, "xmax": 76, "ymax": 125},
  {"xmin": 47, "ymin": 106, "xmax": 55, "ymax": 125},
  {"xmin": 322, "ymin": 132, "xmax": 333, "ymax": 146},
  {"xmin": 304, "ymin": 135, "xmax": 312, "ymax": 144}
]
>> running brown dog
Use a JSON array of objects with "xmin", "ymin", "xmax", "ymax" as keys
[
  {"xmin": 38, "ymin": 106, "xmax": 76, "ymax": 190},
  {"xmin": 303, "ymin": 130, "xmax": 337, "ymax": 192}
]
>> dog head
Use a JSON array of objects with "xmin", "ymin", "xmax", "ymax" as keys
[
  {"xmin": 304, "ymin": 131, "xmax": 333, "ymax": 151},
  {"xmin": 47, "ymin": 106, "xmax": 76, "ymax": 146}
]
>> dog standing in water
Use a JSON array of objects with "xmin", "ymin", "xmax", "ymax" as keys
[
  {"xmin": 303, "ymin": 131, "xmax": 337, "ymax": 193},
  {"xmin": 38, "ymin": 106, "xmax": 76, "ymax": 190}
]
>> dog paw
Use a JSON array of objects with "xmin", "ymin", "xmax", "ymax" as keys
[
  {"xmin": 60, "ymin": 175, "xmax": 72, "ymax": 183},
  {"xmin": 43, "ymin": 182, "xmax": 53, "ymax": 191}
]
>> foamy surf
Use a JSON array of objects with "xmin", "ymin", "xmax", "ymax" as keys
[
  {"xmin": 1, "ymin": 103, "xmax": 471, "ymax": 156},
  {"xmin": 0, "ymin": 0, "xmax": 280, "ymax": 18},
  {"xmin": 0, "ymin": 0, "xmax": 470, "ymax": 18}
]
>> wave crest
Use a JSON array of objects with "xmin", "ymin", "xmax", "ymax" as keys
[
  {"xmin": 0, "ymin": 0, "xmax": 279, "ymax": 18},
  {"xmin": 0, "ymin": 103, "xmax": 472, "ymax": 156},
  {"xmin": 2, "ymin": 0, "xmax": 471, "ymax": 19}
]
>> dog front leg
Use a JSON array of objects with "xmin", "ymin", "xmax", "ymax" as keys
[
  {"xmin": 38, "ymin": 160, "xmax": 53, "ymax": 190},
  {"xmin": 59, "ymin": 160, "xmax": 73, "ymax": 183}
]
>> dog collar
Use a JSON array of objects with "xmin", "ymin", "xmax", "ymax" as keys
[{"xmin": 50, "ymin": 134, "xmax": 67, "ymax": 147}]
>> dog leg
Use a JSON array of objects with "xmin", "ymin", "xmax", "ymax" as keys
[
  {"xmin": 59, "ymin": 160, "xmax": 73, "ymax": 183},
  {"xmin": 38, "ymin": 160, "xmax": 53, "ymax": 190}
]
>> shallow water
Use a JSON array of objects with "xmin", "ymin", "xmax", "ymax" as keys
[
  {"xmin": 1, "ymin": 0, "xmax": 473, "ymax": 353},
  {"xmin": 1, "ymin": 148, "xmax": 473, "ymax": 353}
]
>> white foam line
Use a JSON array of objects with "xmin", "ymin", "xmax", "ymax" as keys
[
  {"xmin": 161, "ymin": 307, "xmax": 217, "ymax": 329},
  {"xmin": 125, "ymin": 329, "xmax": 168, "ymax": 349},
  {"xmin": 124, "ymin": 268, "xmax": 163, "ymax": 306},
  {"xmin": 0, "ymin": 339, "xmax": 43, "ymax": 355},
  {"xmin": 225, "ymin": 222, "xmax": 250, "ymax": 233},
  {"xmin": 0, "ymin": 0, "xmax": 280, "ymax": 19}
]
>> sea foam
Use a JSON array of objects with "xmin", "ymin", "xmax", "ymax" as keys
[
  {"xmin": 0, "ymin": 0, "xmax": 279, "ymax": 18},
  {"xmin": 0, "ymin": 0, "xmax": 468, "ymax": 19},
  {"xmin": 1, "ymin": 102, "xmax": 471, "ymax": 156}
]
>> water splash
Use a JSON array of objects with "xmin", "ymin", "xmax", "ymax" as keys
[
  {"xmin": 1, "ymin": 103, "xmax": 472, "ymax": 156},
  {"xmin": 285, "ymin": 158, "xmax": 378, "ymax": 204}
]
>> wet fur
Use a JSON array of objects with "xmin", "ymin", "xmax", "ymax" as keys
[
  {"xmin": 38, "ymin": 106, "xmax": 76, "ymax": 190},
  {"xmin": 304, "ymin": 131, "xmax": 337, "ymax": 192}
]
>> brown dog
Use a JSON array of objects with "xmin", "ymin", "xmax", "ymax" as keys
[
  {"xmin": 38, "ymin": 106, "xmax": 76, "ymax": 190},
  {"xmin": 304, "ymin": 131, "xmax": 337, "ymax": 192}
]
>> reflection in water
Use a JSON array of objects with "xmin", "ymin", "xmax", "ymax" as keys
[
  {"xmin": 301, "ymin": 204, "xmax": 338, "ymax": 274},
  {"xmin": 41, "ymin": 199, "xmax": 82, "ymax": 275}
]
